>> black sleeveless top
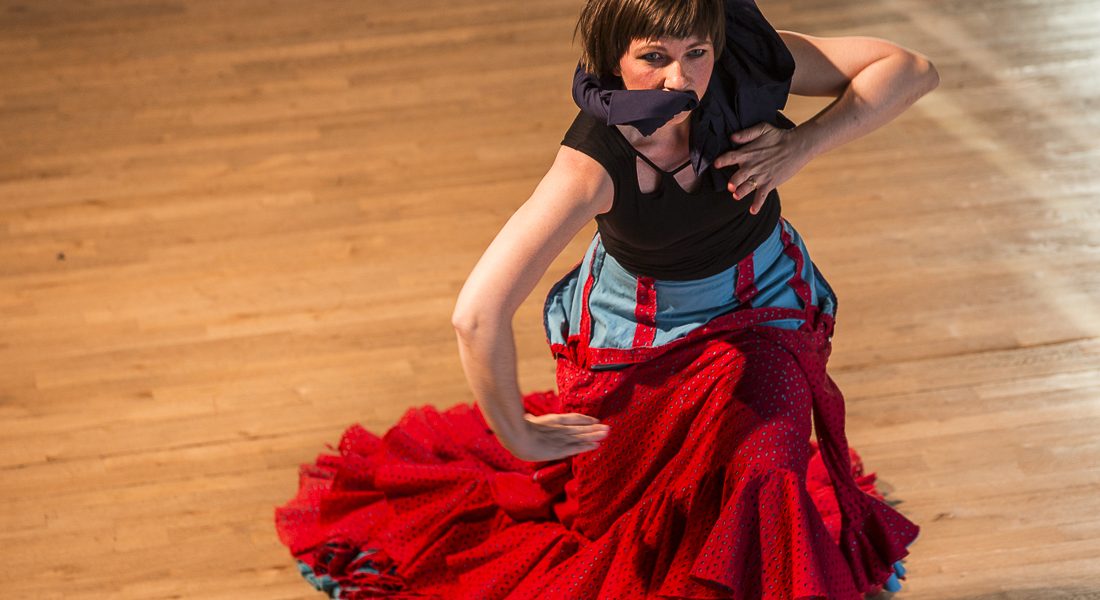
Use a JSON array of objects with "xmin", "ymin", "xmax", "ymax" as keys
[{"xmin": 561, "ymin": 109, "xmax": 780, "ymax": 280}]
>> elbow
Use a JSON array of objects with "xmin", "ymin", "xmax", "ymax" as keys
[
  {"xmin": 451, "ymin": 294, "xmax": 481, "ymax": 333},
  {"xmin": 451, "ymin": 307, "xmax": 508, "ymax": 338},
  {"xmin": 910, "ymin": 52, "xmax": 940, "ymax": 93},
  {"xmin": 451, "ymin": 309, "xmax": 479, "ymax": 336}
]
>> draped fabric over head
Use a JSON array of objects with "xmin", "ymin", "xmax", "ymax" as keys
[{"xmin": 571, "ymin": 0, "xmax": 797, "ymax": 176}]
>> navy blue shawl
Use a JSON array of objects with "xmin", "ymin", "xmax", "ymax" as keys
[{"xmin": 570, "ymin": 0, "xmax": 796, "ymax": 176}]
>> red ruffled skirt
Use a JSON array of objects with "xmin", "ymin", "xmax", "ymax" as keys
[{"xmin": 274, "ymin": 218, "xmax": 920, "ymax": 598}]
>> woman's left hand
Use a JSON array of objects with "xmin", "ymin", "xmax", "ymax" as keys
[{"xmin": 713, "ymin": 122, "xmax": 816, "ymax": 215}]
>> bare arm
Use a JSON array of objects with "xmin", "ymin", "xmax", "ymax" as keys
[
  {"xmin": 714, "ymin": 32, "xmax": 940, "ymax": 211},
  {"xmin": 777, "ymin": 30, "xmax": 940, "ymax": 157},
  {"xmin": 451, "ymin": 145, "xmax": 612, "ymax": 457}
]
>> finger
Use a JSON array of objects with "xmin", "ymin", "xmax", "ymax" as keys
[
  {"xmin": 726, "ymin": 174, "xmax": 744, "ymax": 193},
  {"xmin": 559, "ymin": 413, "xmax": 600, "ymax": 425},
  {"xmin": 731, "ymin": 122, "xmax": 769, "ymax": 144},
  {"xmin": 530, "ymin": 425, "xmax": 571, "ymax": 445},
  {"xmin": 550, "ymin": 422, "xmax": 610, "ymax": 434},
  {"xmin": 731, "ymin": 126, "xmax": 757, "ymax": 143},
  {"xmin": 574, "ymin": 429, "xmax": 610, "ymax": 442},
  {"xmin": 728, "ymin": 176, "xmax": 759, "ymax": 201},
  {"xmin": 535, "ymin": 420, "xmax": 607, "ymax": 434},
  {"xmin": 542, "ymin": 427, "xmax": 608, "ymax": 449},
  {"xmin": 713, "ymin": 152, "xmax": 738, "ymax": 170},
  {"xmin": 727, "ymin": 170, "xmax": 760, "ymax": 191},
  {"xmin": 575, "ymin": 422, "xmax": 610, "ymax": 433},
  {"xmin": 526, "ymin": 412, "xmax": 594, "ymax": 426},
  {"xmin": 750, "ymin": 187, "xmax": 771, "ymax": 215},
  {"xmin": 552, "ymin": 422, "xmax": 610, "ymax": 441},
  {"xmin": 534, "ymin": 422, "xmax": 611, "ymax": 442},
  {"xmin": 565, "ymin": 422, "xmax": 610, "ymax": 435}
]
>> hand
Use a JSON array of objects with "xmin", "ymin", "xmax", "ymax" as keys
[
  {"xmin": 506, "ymin": 412, "xmax": 610, "ymax": 463},
  {"xmin": 713, "ymin": 122, "xmax": 816, "ymax": 215}
]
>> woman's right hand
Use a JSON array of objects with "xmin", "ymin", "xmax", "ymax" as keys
[{"xmin": 506, "ymin": 412, "xmax": 610, "ymax": 463}]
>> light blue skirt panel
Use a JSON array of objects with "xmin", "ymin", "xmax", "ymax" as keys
[{"xmin": 543, "ymin": 218, "xmax": 838, "ymax": 369}]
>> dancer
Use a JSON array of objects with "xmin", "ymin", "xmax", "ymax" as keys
[{"xmin": 274, "ymin": 0, "xmax": 939, "ymax": 597}]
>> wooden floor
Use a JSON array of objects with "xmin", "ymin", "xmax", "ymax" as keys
[{"xmin": 1, "ymin": 0, "xmax": 1098, "ymax": 598}]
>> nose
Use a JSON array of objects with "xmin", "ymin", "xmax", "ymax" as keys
[{"xmin": 662, "ymin": 61, "xmax": 689, "ymax": 92}]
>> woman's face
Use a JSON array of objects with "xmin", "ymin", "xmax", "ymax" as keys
[{"xmin": 614, "ymin": 35, "xmax": 715, "ymax": 124}]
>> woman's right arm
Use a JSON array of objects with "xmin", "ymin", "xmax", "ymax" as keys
[{"xmin": 451, "ymin": 145, "xmax": 613, "ymax": 462}]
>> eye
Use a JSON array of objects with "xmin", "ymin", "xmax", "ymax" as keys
[
  {"xmin": 642, "ymin": 52, "xmax": 663, "ymax": 62},
  {"xmin": 688, "ymin": 48, "xmax": 707, "ymax": 58}
]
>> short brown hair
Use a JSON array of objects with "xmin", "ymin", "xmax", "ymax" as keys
[{"xmin": 574, "ymin": 0, "xmax": 726, "ymax": 79}]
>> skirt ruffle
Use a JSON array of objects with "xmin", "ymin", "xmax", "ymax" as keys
[
  {"xmin": 275, "ymin": 214, "xmax": 919, "ymax": 598},
  {"xmin": 274, "ymin": 389, "xmax": 914, "ymax": 599}
]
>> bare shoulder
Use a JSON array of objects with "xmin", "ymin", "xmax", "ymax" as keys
[
  {"xmin": 450, "ymin": 144, "xmax": 614, "ymax": 324},
  {"xmin": 547, "ymin": 144, "xmax": 615, "ymax": 216}
]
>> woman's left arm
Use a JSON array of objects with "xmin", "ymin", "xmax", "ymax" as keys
[{"xmin": 715, "ymin": 31, "xmax": 940, "ymax": 213}]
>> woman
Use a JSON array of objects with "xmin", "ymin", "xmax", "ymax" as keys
[{"xmin": 274, "ymin": 0, "xmax": 940, "ymax": 598}]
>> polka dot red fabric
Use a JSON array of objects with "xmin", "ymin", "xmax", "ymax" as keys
[{"xmin": 274, "ymin": 222, "xmax": 920, "ymax": 598}]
